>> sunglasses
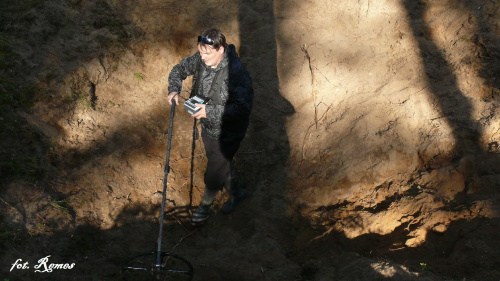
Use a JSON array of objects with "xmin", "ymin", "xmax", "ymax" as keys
[{"xmin": 198, "ymin": 36, "xmax": 214, "ymax": 45}]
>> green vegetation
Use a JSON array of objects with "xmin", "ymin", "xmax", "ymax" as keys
[
  {"xmin": 51, "ymin": 199, "xmax": 70, "ymax": 213},
  {"xmin": 134, "ymin": 72, "xmax": 144, "ymax": 83},
  {"xmin": 77, "ymin": 94, "xmax": 94, "ymax": 110}
]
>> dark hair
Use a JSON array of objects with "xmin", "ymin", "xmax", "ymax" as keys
[{"xmin": 199, "ymin": 28, "xmax": 226, "ymax": 51}]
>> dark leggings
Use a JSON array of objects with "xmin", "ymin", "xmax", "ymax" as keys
[{"xmin": 201, "ymin": 130, "xmax": 241, "ymax": 191}]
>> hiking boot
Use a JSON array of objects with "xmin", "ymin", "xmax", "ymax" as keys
[
  {"xmin": 191, "ymin": 203, "xmax": 212, "ymax": 225},
  {"xmin": 221, "ymin": 188, "xmax": 247, "ymax": 215}
]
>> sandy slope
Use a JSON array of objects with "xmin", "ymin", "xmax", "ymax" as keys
[{"xmin": 1, "ymin": 0, "xmax": 499, "ymax": 280}]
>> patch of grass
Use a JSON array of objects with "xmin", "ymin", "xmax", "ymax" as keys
[
  {"xmin": 51, "ymin": 199, "xmax": 70, "ymax": 213},
  {"xmin": 77, "ymin": 94, "xmax": 93, "ymax": 110},
  {"xmin": 134, "ymin": 72, "xmax": 144, "ymax": 83}
]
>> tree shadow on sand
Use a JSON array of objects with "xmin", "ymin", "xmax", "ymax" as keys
[
  {"xmin": 282, "ymin": 1, "xmax": 500, "ymax": 280},
  {"xmin": 456, "ymin": 0, "xmax": 500, "ymax": 98},
  {"xmin": 293, "ymin": 1, "xmax": 500, "ymax": 279}
]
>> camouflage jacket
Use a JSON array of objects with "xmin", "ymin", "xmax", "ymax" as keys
[{"xmin": 168, "ymin": 44, "xmax": 253, "ymax": 141}]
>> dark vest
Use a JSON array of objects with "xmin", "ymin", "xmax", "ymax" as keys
[{"xmin": 191, "ymin": 59, "xmax": 229, "ymax": 106}]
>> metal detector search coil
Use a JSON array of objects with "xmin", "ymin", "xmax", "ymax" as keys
[{"xmin": 184, "ymin": 96, "xmax": 205, "ymax": 114}]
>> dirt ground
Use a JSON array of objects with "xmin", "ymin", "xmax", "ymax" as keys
[{"xmin": 1, "ymin": 0, "xmax": 499, "ymax": 280}]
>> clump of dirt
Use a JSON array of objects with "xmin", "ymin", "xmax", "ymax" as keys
[{"xmin": 1, "ymin": 0, "xmax": 499, "ymax": 280}]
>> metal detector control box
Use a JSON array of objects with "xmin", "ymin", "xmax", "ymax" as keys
[{"xmin": 184, "ymin": 96, "xmax": 205, "ymax": 115}]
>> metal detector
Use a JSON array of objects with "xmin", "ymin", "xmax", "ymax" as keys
[{"xmin": 122, "ymin": 103, "xmax": 194, "ymax": 281}]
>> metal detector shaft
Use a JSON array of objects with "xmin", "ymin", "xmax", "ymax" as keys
[
  {"xmin": 156, "ymin": 102, "xmax": 176, "ymax": 266},
  {"xmin": 122, "ymin": 101, "xmax": 193, "ymax": 280}
]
